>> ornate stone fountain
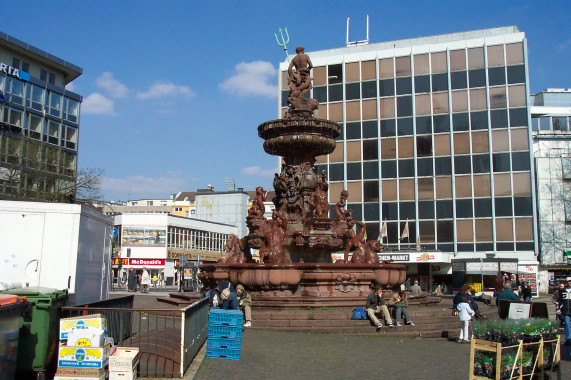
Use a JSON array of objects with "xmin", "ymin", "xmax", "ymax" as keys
[{"xmin": 199, "ymin": 46, "xmax": 406, "ymax": 305}]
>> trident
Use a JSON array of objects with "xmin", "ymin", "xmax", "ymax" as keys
[{"xmin": 274, "ymin": 27, "xmax": 290, "ymax": 63}]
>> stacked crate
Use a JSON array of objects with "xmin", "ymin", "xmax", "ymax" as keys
[
  {"xmin": 206, "ymin": 309, "xmax": 243, "ymax": 360},
  {"xmin": 55, "ymin": 314, "xmax": 110, "ymax": 380},
  {"xmin": 109, "ymin": 347, "xmax": 139, "ymax": 379}
]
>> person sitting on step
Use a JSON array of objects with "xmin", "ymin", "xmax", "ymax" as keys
[
  {"xmin": 388, "ymin": 290, "xmax": 415, "ymax": 326},
  {"xmin": 366, "ymin": 286, "xmax": 394, "ymax": 331},
  {"xmin": 236, "ymin": 284, "xmax": 252, "ymax": 327}
]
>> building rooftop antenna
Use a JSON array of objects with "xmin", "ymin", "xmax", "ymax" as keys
[
  {"xmin": 224, "ymin": 178, "xmax": 235, "ymax": 191},
  {"xmin": 346, "ymin": 15, "xmax": 369, "ymax": 47}
]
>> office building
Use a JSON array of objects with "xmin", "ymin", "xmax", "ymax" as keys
[
  {"xmin": 279, "ymin": 26, "xmax": 538, "ymax": 292},
  {"xmin": 530, "ymin": 88, "xmax": 571, "ymax": 284},
  {"xmin": 0, "ymin": 31, "xmax": 82, "ymax": 201}
]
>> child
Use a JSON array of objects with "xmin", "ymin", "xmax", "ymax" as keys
[{"xmin": 456, "ymin": 294, "xmax": 475, "ymax": 343}]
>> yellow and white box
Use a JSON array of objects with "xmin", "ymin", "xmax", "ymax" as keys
[
  {"xmin": 54, "ymin": 367, "xmax": 106, "ymax": 380},
  {"xmin": 58, "ymin": 343, "xmax": 110, "ymax": 368},
  {"xmin": 60, "ymin": 314, "xmax": 107, "ymax": 340},
  {"xmin": 66, "ymin": 329, "xmax": 106, "ymax": 347},
  {"xmin": 109, "ymin": 347, "xmax": 140, "ymax": 372}
]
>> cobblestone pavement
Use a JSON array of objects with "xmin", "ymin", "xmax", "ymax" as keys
[{"xmin": 110, "ymin": 291, "xmax": 570, "ymax": 379}]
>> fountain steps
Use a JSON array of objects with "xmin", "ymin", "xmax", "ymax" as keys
[{"xmin": 247, "ymin": 300, "xmax": 498, "ymax": 338}]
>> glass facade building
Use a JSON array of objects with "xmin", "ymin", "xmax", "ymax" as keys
[
  {"xmin": 0, "ymin": 31, "xmax": 82, "ymax": 201},
  {"xmin": 279, "ymin": 26, "xmax": 538, "ymax": 288}
]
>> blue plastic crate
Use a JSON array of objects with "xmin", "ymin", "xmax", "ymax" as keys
[
  {"xmin": 205, "ymin": 346, "xmax": 241, "ymax": 360},
  {"xmin": 207, "ymin": 337, "xmax": 242, "ymax": 350},
  {"xmin": 208, "ymin": 309, "xmax": 244, "ymax": 326},
  {"xmin": 208, "ymin": 324, "xmax": 242, "ymax": 339}
]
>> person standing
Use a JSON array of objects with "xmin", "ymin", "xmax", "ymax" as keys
[
  {"xmin": 236, "ymin": 284, "xmax": 252, "ymax": 327},
  {"xmin": 140, "ymin": 267, "xmax": 151, "ymax": 293},
  {"xmin": 553, "ymin": 281, "xmax": 566, "ymax": 329},
  {"xmin": 404, "ymin": 278, "xmax": 412, "ymax": 292},
  {"xmin": 557, "ymin": 277, "xmax": 571, "ymax": 345},
  {"xmin": 159, "ymin": 272, "xmax": 164, "ymax": 287},
  {"xmin": 456, "ymin": 294, "xmax": 475, "ymax": 343},
  {"xmin": 521, "ymin": 283, "xmax": 532, "ymax": 302},
  {"xmin": 366, "ymin": 286, "xmax": 394, "ymax": 330},
  {"xmin": 127, "ymin": 268, "xmax": 137, "ymax": 292}
]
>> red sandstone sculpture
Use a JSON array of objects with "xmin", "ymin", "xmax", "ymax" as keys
[
  {"xmin": 249, "ymin": 186, "xmax": 266, "ymax": 218},
  {"xmin": 222, "ymin": 234, "xmax": 247, "ymax": 264},
  {"xmin": 287, "ymin": 46, "xmax": 318, "ymax": 116},
  {"xmin": 309, "ymin": 171, "xmax": 329, "ymax": 219},
  {"xmin": 334, "ymin": 190, "xmax": 352, "ymax": 222}
]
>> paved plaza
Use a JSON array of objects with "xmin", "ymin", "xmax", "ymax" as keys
[{"xmin": 114, "ymin": 291, "xmax": 571, "ymax": 379}]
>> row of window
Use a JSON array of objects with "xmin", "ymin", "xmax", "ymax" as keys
[
  {"xmin": 531, "ymin": 116, "xmax": 571, "ymax": 132},
  {"xmin": 332, "ymin": 109, "xmax": 528, "ymax": 142},
  {"xmin": 358, "ymin": 220, "xmax": 533, "ymax": 249},
  {"xmin": 168, "ymin": 227, "xmax": 229, "ymax": 252},
  {"xmin": 1, "ymin": 76, "xmax": 79, "ymax": 123},
  {"xmin": 317, "ymin": 151, "xmax": 530, "ymax": 182},
  {"xmin": 1, "ymin": 107, "xmax": 77, "ymax": 150},
  {"xmin": 334, "ymin": 129, "xmax": 529, "ymax": 161},
  {"xmin": 347, "ymin": 196, "xmax": 534, "ymax": 221},
  {"xmin": 11, "ymin": 57, "xmax": 56, "ymax": 85},
  {"xmin": 0, "ymin": 135, "xmax": 76, "ymax": 173},
  {"xmin": 310, "ymin": 65, "xmax": 526, "ymax": 104}
]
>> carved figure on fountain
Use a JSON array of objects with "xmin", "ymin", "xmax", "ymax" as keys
[
  {"xmin": 259, "ymin": 209, "xmax": 289, "ymax": 264},
  {"xmin": 308, "ymin": 171, "xmax": 329, "ymax": 219},
  {"xmin": 249, "ymin": 186, "xmax": 266, "ymax": 218},
  {"xmin": 222, "ymin": 234, "xmax": 250, "ymax": 264},
  {"xmin": 287, "ymin": 46, "xmax": 319, "ymax": 117},
  {"xmin": 334, "ymin": 190, "xmax": 352, "ymax": 222}
]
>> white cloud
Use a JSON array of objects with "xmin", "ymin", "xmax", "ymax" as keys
[
  {"xmin": 102, "ymin": 171, "xmax": 195, "ymax": 199},
  {"xmin": 65, "ymin": 82, "xmax": 76, "ymax": 92},
  {"xmin": 96, "ymin": 72, "xmax": 128, "ymax": 98},
  {"xmin": 219, "ymin": 61, "xmax": 278, "ymax": 98},
  {"xmin": 81, "ymin": 93, "xmax": 116, "ymax": 115},
  {"xmin": 241, "ymin": 165, "xmax": 276, "ymax": 178},
  {"xmin": 556, "ymin": 39, "xmax": 571, "ymax": 54},
  {"xmin": 136, "ymin": 82, "xmax": 195, "ymax": 100}
]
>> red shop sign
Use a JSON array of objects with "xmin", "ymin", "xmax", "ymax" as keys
[{"xmin": 129, "ymin": 259, "xmax": 165, "ymax": 266}]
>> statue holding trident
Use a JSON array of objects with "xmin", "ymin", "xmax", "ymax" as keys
[{"xmin": 286, "ymin": 46, "xmax": 319, "ymax": 117}]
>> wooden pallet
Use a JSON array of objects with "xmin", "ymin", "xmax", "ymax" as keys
[{"xmin": 469, "ymin": 336, "xmax": 561, "ymax": 380}]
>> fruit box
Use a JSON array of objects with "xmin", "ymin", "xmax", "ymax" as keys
[
  {"xmin": 60, "ymin": 314, "xmax": 107, "ymax": 340},
  {"xmin": 58, "ymin": 343, "xmax": 110, "ymax": 368}
]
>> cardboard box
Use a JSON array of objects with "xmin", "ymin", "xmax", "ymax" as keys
[
  {"xmin": 109, "ymin": 347, "xmax": 139, "ymax": 372},
  {"xmin": 54, "ymin": 367, "xmax": 106, "ymax": 380},
  {"xmin": 60, "ymin": 314, "xmax": 107, "ymax": 340},
  {"xmin": 58, "ymin": 343, "xmax": 110, "ymax": 368},
  {"xmin": 66, "ymin": 329, "xmax": 105, "ymax": 347},
  {"xmin": 109, "ymin": 371, "xmax": 137, "ymax": 380}
]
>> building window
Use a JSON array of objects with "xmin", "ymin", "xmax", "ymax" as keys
[
  {"xmin": 175, "ymin": 207, "xmax": 183, "ymax": 212},
  {"xmin": 12, "ymin": 58, "xmax": 20, "ymax": 69},
  {"xmin": 147, "ymin": 201, "xmax": 154, "ymax": 206},
  {"xmin": 48, "ymin": 73, "xmax": 55, "ymax": 85},
  {"xmin": 40, "ymin": 70, "xmax": 47, "ymax": 82},
  {"xmin": 22, "ymin": 62, "xmax": 29, "ymax": 73}
]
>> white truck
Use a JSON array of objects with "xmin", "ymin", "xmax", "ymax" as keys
[{"xmin": 0, "ymin": 200, "xmax": 113, "ymax": 305}]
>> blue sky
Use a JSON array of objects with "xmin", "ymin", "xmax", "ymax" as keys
[{"xmin": 3, "ymin": 1, "xmax": 570, "ymax": 201}]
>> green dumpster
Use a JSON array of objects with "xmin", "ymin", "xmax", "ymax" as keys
[{"xmin": 2, "ymin": 287, "xmax": 67, "ymax": 375}]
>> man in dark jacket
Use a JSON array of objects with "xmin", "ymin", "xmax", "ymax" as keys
[
  {"xmin": 557, "ymin": 277, "xmax": 571, "ymax": 345},
  {"xmin": 127, "ymin": 268, "xmax": 137, "ymax": 292},
  {"xmin": 216, "ymin": 281, "xmax": 239, "ymax": 310},
  {"xmin": 366, "ymin": 286, "xmax": 393, "ymax": 330},
  {"xmin": 496, "ymin": 282, "xmax": 520, "ymax": 317}
]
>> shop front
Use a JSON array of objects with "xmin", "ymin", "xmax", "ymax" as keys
[
  {"xmin": 451, "ymin": 258, "xmax": 519, "ymax": 297},
  {"xmin": 331, "ymin": 251, "xmax": 453, "ymax": 293}
]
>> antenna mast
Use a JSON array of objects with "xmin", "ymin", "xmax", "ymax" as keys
[{"xmin": 346, "ymin": 15, "xmax": 369, "ymax": 47}]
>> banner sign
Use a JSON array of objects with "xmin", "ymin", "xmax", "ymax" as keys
[
  {"xmin": 378, "ymin": 254, "xmax": 410, "ymax": 262},
  {"xmin": 500, "ymin": 262, "xmax": 518, "ymax": 272},
  {"xmin": 113, "ymin": 258, "xmax": 166, "ymax": 266},
  {"xmin": 466, "ymin": 262, "xmax": 498, "ymax": 272}
]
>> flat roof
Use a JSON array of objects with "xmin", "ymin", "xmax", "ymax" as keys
[
  {"xmin": 0, "ymin": 31, "xmax": 82, "ymax": 83},
  {"xmin": 288, "ymin": 25, "xmax": 521, "ymax": 61}
]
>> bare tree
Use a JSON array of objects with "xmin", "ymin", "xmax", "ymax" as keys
[{"xmin": 76, "ymin": 167, "xmax": 105, "ymax": 201}]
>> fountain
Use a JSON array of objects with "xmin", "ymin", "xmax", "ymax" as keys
[{"xmin": 199, "ymin": 46, "xmax": 406, "ymax": 306}]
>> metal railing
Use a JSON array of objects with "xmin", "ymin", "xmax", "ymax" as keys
[{"xmin": 61, "ymin": 298, "xmax": 209, "ymax": 378}]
